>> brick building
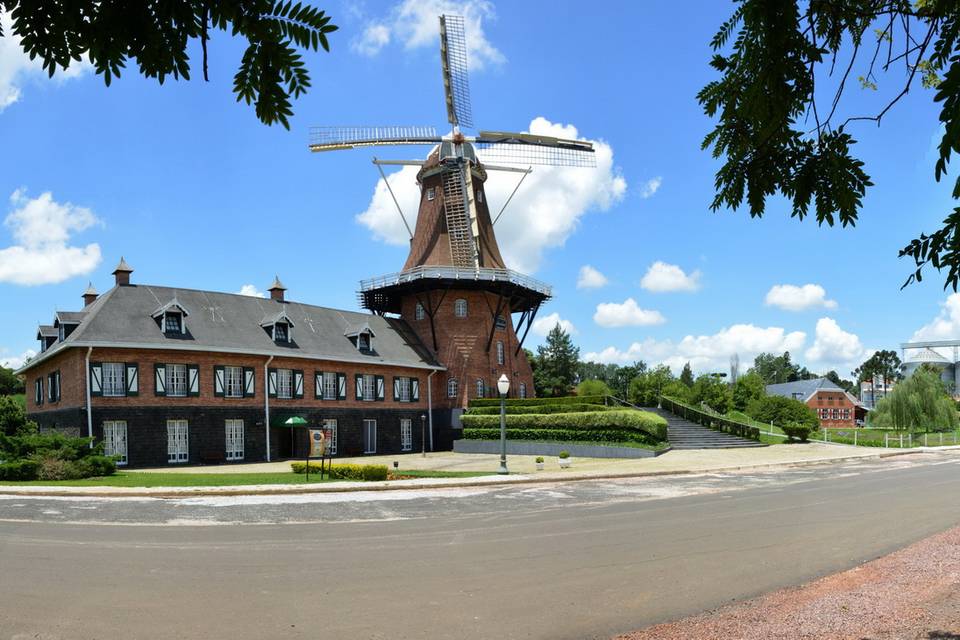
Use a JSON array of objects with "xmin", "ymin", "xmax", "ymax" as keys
[{"xmin": 765, "ymin": 378, "xmax": 864, "ymax": 429}]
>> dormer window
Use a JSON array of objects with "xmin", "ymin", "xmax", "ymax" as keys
[
  {"xmin": 357, "ymin": 332, "xmax": 370, "ymax": 351},
  {"xmin": 344, "ymin": 322, "xmax": 376, "ymax": 354},
  {"xmin": 164, "ymin": 312, "xmax": 182, "ymax": 334},
  {"xmin": 261, "ymin": 310, "xmax": 295, "ymax": 345},
  {"xmin": 274, "ymin": 322, "xmax": 289, "ymax": 343}
]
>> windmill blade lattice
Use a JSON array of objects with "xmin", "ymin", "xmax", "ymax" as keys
[
  {"xmin": 309, "ymin": 126, "xmax": 441, "ymax": 152},
  {"xmin": 440, "ymin": 15, "xmax": 473, "ymax": 129}
]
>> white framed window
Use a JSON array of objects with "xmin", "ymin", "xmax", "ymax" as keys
[
  {"xmin": 476, "ymin": 378, "xmax": 485, "ymax": 399},
  {"xmin": 454, "ymin": 299, "xmax": 467, "ymax": 318},
  {"xmin": 167, "ymin": 419, "xmax": 189, "ymax": 463},
  {"xmin": 102, "ymin": 362, "xmax": 125, "ymax": 397},
  {"xmin": 401, "ymin": 418, "xmax": 412, "ymax": 451},
  {"xmin": 415, "ymin": 303, "xmax": 425, "ymax": 321},
  {"xmin": 166, "ymin": 364, "xmax": 187, "ymax": 397},
  {"xmin": 164, "ymin": 312, "xmax": 182, "ymax": 333},
  {"xmin": 277, "ymin": 369, "xmax": 293, "ymax": 399},
  {"xmin": 398, "ymin": 376, "xmax": 411, "ymax": 402},
  {"xmin": 323, "ymin": 418, "xmax": 338, "ymax": 454},
  {"xmin": 363, "ymin": 374, "xmax": 375, "ymax": 402},
  {"xmin": 225, "ymin": 366, "xmax": 244, "ymax": 398},
  {"xmin": 426, "ymin": 186, "xmax": 436, "ymax": 201},
  {"xmin": 323, "ymin": 372, "xmax": 337, "ymax": 400},
  {"xmin": 225, "ymin": 419, "xmax": 244, "ymax": 461},
  {"xmin": 496, "ymin": 341, "xmax": 505, "ymax": 365},
  {"xmin": 363, "ymin": 419, "xmax": 377, "ymax": 454},
  {"xmin": 519, "ymin": 382, "xmax": 527, "ymax": 399},
  {"xmin": 103, "ymin": 420, "xmax": 128, "ymax": 466},
  {"xmin": 447, "ymin": 378, "xmax": 458, "ymax": 399},
  {"xmin": 843, "ymin": 409, "xmax": 850, "ymax": 420}
]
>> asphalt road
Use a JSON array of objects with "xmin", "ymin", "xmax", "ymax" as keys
[{"xmin": 2, "ymin": 452, "xmax": 960, "ymax": 640}]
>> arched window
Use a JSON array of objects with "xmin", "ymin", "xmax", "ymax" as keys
[
  {"xmin": 447, "ymin": 378, "xmax": 458, "ymax": 399},
  {"xmin": 415, "ymin": 303, "xmax": 425, "ymax": 321},
  {"xmin": 496, "ymin": 341, "xmax": 504, "ymax": 365},
  {"xmin": 454, "ymin": 298, "xmax": 468, "ymax": 318},
  {"xmin": 519, "ymin": 383, "xmax": 527, "ymax": 399},
  {"xmin": 476, "ymin": 378, "xmax": 485, "ymax": 398}
]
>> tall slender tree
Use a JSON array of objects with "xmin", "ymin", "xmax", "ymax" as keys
[{"xmin": 534, "ymin": 324, "xmax": 580, "ymax": 397}]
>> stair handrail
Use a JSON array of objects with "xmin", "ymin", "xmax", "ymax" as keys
[{"xmin": 659, "ymin": 395, "xmax": 762, "ymax": 442}]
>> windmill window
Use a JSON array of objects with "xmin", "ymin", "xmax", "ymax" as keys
[
  {"xmin": 476, "ymin": 378, "xmax": 485, "ymax": 398},
  {"xmin": 427, "ymin": 187, "xmax": 436, "ymax": 201},
  {"xmin": 496, "ymin": 341, "xmax": 505, "ymax": 365},
  {"xmin": 415, "ymin": 303, "xmax": 425, "ymax": 321},
  {"xmin": 495, "ymin": 314, "xmax": 506, "ymax": 329},
  {"xmin": 447, "ymin": 378, "xmax": 458, "ymax": 398},
  {"xmin": 519, "ymin": 383, "xmax": 527, "ymax": 399},
  {"xmin": 164, "ymin": 312, "xmax": 182, "ymax": 334},
  {"xmin": 454, "ymin": 299, "xmax": 468, "ymax": 318},
  {"xmin": 477, "ymin": 189, "xmax": 484, "ymax": 203}
]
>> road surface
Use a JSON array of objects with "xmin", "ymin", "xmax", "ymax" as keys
[{"xmin": 2, "ymin": 451, "xmax": 960, "ymax": 639}]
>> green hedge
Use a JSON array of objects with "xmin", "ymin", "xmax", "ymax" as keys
[
  {"xmin": 661, "ymin": 396, "xmax": 761, "ymax": 441},
  {"xmin": 290, "ymin": 462, "xmax": 388, "ymax": 481},
  {"xmin": 0, "ymin": 459, "xmax": 40, "ymax": 481},
  {"xmin": 466, "ymin": 403, "xmax": 613, "ymax": 415},
  {"xmin": 462, "ymin": 428, "xmax": 659, "ymax": 445},
  {"xmin": 468, "ymin": 395, "xmax": 607, "ymax": 408},
  {"xmin": 460, "ymin": 409, "xmax": 667, "ymax": 441}
]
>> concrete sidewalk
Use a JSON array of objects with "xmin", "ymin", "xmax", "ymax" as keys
[{"xmin": 0, "ymin": 443, "xmax": 942, "ymax": 498}]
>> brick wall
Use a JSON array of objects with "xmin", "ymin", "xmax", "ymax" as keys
[
  {"xmin": 809, "ymin": 390, "xmax": 858, "ymax": 428},
  {"xmin": 399, "ymin": 288, "xmax": 536, "ymax": 411}
]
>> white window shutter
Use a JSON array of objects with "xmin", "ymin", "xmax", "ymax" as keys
[
  {"xmin": 411, "ymin": 378, "xmax": 420, "ymax": 402},
  {"xmin": 294, "ymin": 371, "xmax": 304, "ymax": 399},
  {"xmin": 215, "ymin": 367, "xmax": 225, "ymax": 396},
  {"xmin": 337, "ymin": 373, "xmax": 346, "ymax": 400},
  {"xmin": 355, "ymin": 374, "xmax": 363, "ymax": 400},
  {"xmin": 125, "ymin": 364, "xmax": 139, "ymax": 396},
  {"xmin": 376, "ymin": 376, "xmax": 384, "ymax": 401},
  {"xmin": 90, "ymin": 363, "xmax": 102, "ymax": 396},
  {"xmin": 188, "ymin": 365, "xmax": 200, "ymax": 397},
  {"xmin": 315, "ymin": 372, "xmax": 323, "ymax": 399},
  {"xmin": 244, "ymin": 369, "xmax": 255, "ymax": 397},
  {"xmin": 155, "ymin": 364, "xmax": 166, "ymax": 396}
]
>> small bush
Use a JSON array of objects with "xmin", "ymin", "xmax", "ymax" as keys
[
  {"xmin": 0, "ymin": 459, "xmax": 40, "ymax": 481},
  {"xmin": 535, "ymin": 456, "xmax": 544, "ymax": 463},
  {"xmin": 36, "ymin": 457, "xmax": 82, "ymax": 481},
  {"xmin": 460, "ymin": 409, "xmax": 668, "ymax": 441},
  {"xmin": 781, "ymin": 423, "xmax": 812, "ymax": 442},
  {"xmin": 469, "ymin": 395, "xmax": 606, "ymax": 408},
  {"xmin": 576, "ymin": 379, "xmax": 612, "ymax": 397},
  {"xmin": 558, "ymin": 451, "xmax": 570, "ymax": 459},
  {"xmin": 290, "ymin": 462, "xmax": 388, "ymax": 481}
]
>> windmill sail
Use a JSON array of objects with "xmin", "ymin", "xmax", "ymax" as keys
[
  {"xmin": 439, "ymin": 15, "xmax": 473, "ymax": 129},
  {"xmin": 474, "ymin": 131, "xmax": 596, "ymax": 167},
  {"xmin": 309, "ymin": 126, "xmax": 441, "ymax": 152}
]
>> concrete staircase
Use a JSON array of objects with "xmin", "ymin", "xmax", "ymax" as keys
[{"xmin": 646, "ymin": 407, "xmax": 767, "ymax": 450}]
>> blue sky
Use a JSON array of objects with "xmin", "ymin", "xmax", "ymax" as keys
[{"xmin": 1, "ymin": 0, "xmax": 958, "ymax": 377}]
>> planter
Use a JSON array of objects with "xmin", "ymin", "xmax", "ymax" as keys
[
  {"xmin": 535, "ymin": 462, "xmax": 544, "ymax": 471},
  {"xmin": 558, "ymin": 458, "xmax": 571, "ymax": 469}
]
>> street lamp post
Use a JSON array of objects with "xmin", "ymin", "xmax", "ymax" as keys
[
  {"xmin": 420, "ymin": 413, "xmax": 426, "ymax": 458},
  {"xmin": 497, "ymin": 374, "xmax": 510, "ymax": 475}
]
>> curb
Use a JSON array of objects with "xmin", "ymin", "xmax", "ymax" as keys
[{"xmin": 0, "ymin": 447, "xmax": 933, "ymax": 499}]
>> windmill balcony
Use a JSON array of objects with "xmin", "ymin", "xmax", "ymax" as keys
[{"xmin": 359, "ymin": 266, "xmax": 552, "ymax": 297}]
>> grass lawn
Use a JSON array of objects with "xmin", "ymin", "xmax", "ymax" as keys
[
  {"xmin": 388, "ymin": 470, "xmax": 498, "ymax": 479},
  {"xmin": 1, "ymin": 469, "xmax": 498, "ymax": 487}
]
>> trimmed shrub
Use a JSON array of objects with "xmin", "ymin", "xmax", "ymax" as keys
[
  {"xmin": 461, "ymin": 428, "xmax": 660, "ymax": 445},
  {"xmin": 781, "ymin": 423, "xmax": 811, "ymax": 442},
  {"xmin": 558, "ymin": 451, "xmax": 570, "ymax": 459},
  {"xmin": 460, "ymin": 409, "xmax": 668, "ymax": 441},
  {"xmin": 290, "ymin": 462, "xmax": 388, "ymax": 481},
  {"xmin": 469, "ymin": 395, "xmax": 606, "ymax": 408},
  {"xmin": 466, "ymin": 403, "xmax": 613, "ymax": 415},
  {"xmin": 0, "ymin": 459, "xmax": 40, "ymax": 481},
  {"xmin": 577, "ymin": 379, "xmax": 612, "ymax": 397}
]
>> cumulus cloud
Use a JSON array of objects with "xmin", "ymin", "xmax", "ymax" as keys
[
  {"xmin": 911, "ymin": 293, "xmax": 960, "ymax": 342},
  {"xmin": 350, "ymin": 0, "xmax": 504, "ymax": 69},
  {"xmin": 577, "ymin": 265, "xmax": 608, "ymax": 289},
  {"xmin": 765, "ymin": 283, "xmax": 837, "ymax": 311},
  {"xmin": 237, "ymin": 284, "xmax": 265, "ymax": 298},
  {"xmin": 0, "ymin": 11, "xmax": 89, "ymax": 112},
  {"xmin": 356, "ymin": 117, "xmax": 626, "ymax": 273},
  {"xmin": 640, "ymin": 176, "xmax": 662, "ymax": 199},
  {"xmin": 0, "ymin": 189, "xmax": 101, "ymax": 285},
  {"xmin": 804, "ymin": 317, "xmax": 868, "ymax": 370},
  {"xmin": 0, "ymin": 348, "xmax": 36, "ymax": 369},
  {"xmin": 531, "ymin": 312, "xmax": 577, "ymax": 337},
  {"xmin": 593, "ymin": 298, "xmax": 665, "ymax": 328},
  {"xmin": 640, "ymin": 261, "xmax": 701, "ymax": 293},
  {"xmin": 584, "ymin": 324, "xmax": 806, "ymax": 373}
]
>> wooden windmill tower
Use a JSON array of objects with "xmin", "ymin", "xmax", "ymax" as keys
[{"xmin": 309, "ymin": 15, "xmax": 595, "ymax": 413}]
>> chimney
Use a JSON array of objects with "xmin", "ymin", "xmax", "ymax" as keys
[
  {"xmin": 82, "ymin": 282, "xmax": 98, "ymax": 307},
  {"xmin": 268, "ymin": 275, "xmax": 287, "ymax": 302},
  {"xmin": 112, "ymin": 256, "xmax": 133, "ymax": 286}
]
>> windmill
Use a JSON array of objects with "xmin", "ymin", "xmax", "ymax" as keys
[{"xmin": 309, "ymin": 15, "xmax": 596, "ymax": 403}]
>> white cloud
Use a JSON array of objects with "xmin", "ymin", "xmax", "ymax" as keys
[
  {"xmin": 584, "ymin": 324, "xmax": 806, "ymax": 373},
  {"xmin": 640, "ymin": 261, "xmax": 701, "ymax": 293},
  {"xmin": 640, "ymin": 176, "xmax": 662, "ymax": 199},
  {"xmin": 1, "ymin": 348, "xmax": 36, "ymax": 369},
  {"xmin": 911, "ymin": 293, "xmax": 960, "ymax": 342},
  {"xmin": 350, "ymin": 0, "xmax": 504, "ymax": 69},
  {"xmin": 356, "ymin": 117, "xmax": 626, "ymax": 273},
  {"xmin": 765, "ymin": 284, "xmax": 838, "ymax": 311},
  {"xmin": 0, "ymin": 189, "xmax": 101, "ymax": 285},
  {"xmin": 576, "ymin": 265, "xmax": 608, "ymax": 289},
  {"xmin": 531, "ymin": 312, "xmax": 577, "ymax": 337},
  {"xmin": 804, "ymin": 317, "xmax": 867, "ymax": 371},
  {"xmin": 237, "ymin": 284, "xmax": 265, "ymax": 298},
  {"xmin": 0, "ymin": 11, "xmax": 89, "ymax": 112},
  {"xmin": 350, "ymin": 23, "xmax": 391, "ymax": 56},
  {"xmin": 593, "ymin": 298, "xmax": 665, "ymax": 328}
]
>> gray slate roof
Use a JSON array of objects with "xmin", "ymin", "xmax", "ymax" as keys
[
  {"xmin": 21, "ymin": 284, "xmax": 441, "ymax": 373},
  {"xmin": 55, "ymin": 311, "xmax": 87, "ymax": 324},
  {"xmin": 765, "ymin": 377, "xmax": 843, "ymax": 401}
]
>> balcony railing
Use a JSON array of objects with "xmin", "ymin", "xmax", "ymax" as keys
[{"xmin": 359, "ymin": 266, "xmax": 552, "ymax": 297}]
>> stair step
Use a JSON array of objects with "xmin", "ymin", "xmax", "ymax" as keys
[{"xmin": 644, "ymin": 406, "xmax": 767, "ymax": 450}]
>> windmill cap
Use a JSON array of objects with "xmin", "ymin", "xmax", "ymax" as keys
[
  {"xmin": 112, "ymin": 256, "xmax": 133, "ymax": 274},
  {"xmin": 268, "ymin": 275, "xmax": 287, "ymax": 291}
]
